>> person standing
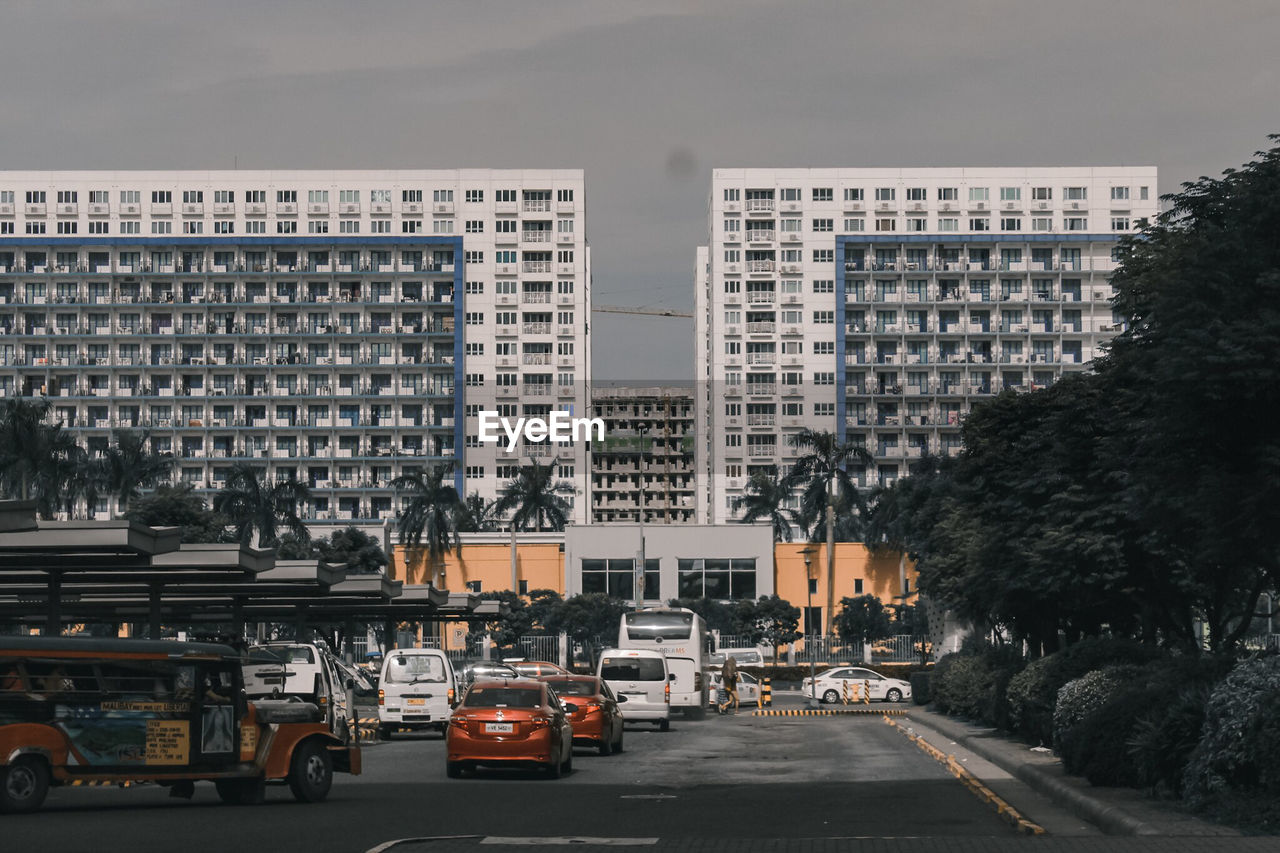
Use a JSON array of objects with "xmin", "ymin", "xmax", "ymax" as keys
[{"xmin": 718, "ymin": 655, "xmax": 740, "ymax": 715}]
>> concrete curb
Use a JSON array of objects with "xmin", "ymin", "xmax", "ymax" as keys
[
  {"xmin": 884, "ymin": 715, "xmax": 1044, "ymax": 836},
  {"xmin": 904, "ymin": 711, "xmax": 1161, "ymax": 836},
  {"xmin": 751, "ymin": 707, "xmax": 906, "ymax": 717}
]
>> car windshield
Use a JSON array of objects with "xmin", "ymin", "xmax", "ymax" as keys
[
  {"xmin": 543, "ymin": 679, "xmax": 597, "ymax": 697},
  {"xmin": 601, "ymin": 657, "xmax": 665, "ymax": 681},
  {"xmin": 463, "ymin": 687, "xmax": 541, "ymax": 708},
  {"xmin": 385, "ymin": 654, "xmax": 446, "ymax": 684}
]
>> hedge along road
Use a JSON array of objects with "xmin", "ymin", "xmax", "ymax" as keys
[{"xmin": 2, "ymin": 710, "xmax": 1035, "ymax": 853}]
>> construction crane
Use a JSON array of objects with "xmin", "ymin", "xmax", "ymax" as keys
[{"xmin": 593, "ymin": 305, "xmax": 693, "ymax": 318}]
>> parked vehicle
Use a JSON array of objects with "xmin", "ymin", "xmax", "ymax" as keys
[
  {"xmin": 706, "ymin": 667, "xmax": 761, "ymax": 708},
  {"xmin": 801, "ymin": 666, "xmax": 912, "ymax": 704},
  {"xmin": 509, "ymin": 660, "xmax": 569, "ymax": 678},
  {"xmin": 242, "ymin": 642, "xmax": 371, "ymax": 739},
  {"xmin": 457, "ymin": 661, "xmax": 519, "ymax": 686},
  {"xmin": 538, "ymin": 675, "xmax": 625, "ymax": 755},
  {"xmin": 377, "ymin": 648, "xmax": 457, "ymax": 739},
  {"xmin": 710, "ymin": 647, "xmax": 768, "ymax": 667},
  {"xmin": 445, "ymin": 679, "xmax": 576, "ymax": 779},
  {"xmin": 0, "ymin": 636, "xmax": 360, "ymax": 813},
  {"xmin": 596, "ymin": 648, "xmax": 671, "ymax": 731},
  {"xmin": 619, "ymin": 608, "xmax": 709, "ymax": 718}
]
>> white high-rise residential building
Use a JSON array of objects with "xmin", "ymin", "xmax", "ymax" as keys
[
  {"xmin": 0, "ymin": 170, "xmax": 591, "ymax": 526},
  {"xmin": 696, "ymin": 167, "xmax": 1157, "ymax": 523}
]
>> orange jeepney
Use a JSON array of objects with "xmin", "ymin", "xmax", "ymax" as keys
[{"xmin": 0, "ymin": 636, "xmax": 360, "ymax": 813}]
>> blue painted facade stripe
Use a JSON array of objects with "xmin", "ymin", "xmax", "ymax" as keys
[{"xmin": 1, "ymin": 233, "xmax": 468, "ymax": 503}]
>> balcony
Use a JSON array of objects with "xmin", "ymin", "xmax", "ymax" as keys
[
  {"xmin": 523, "ymin": 261, "xmax": 552, "ymax": 274},
  {"xmin": 746, "ymin": 230, "xmax": 775, "ymax": 243},
  {"xmin": 402, "ymin": 201, "xmax": 423, "ymax": 214},
  {"xmin": 746, "ymin": 199, "xmax": 774, "ymax": 213},
  {"xmin": 747, "ymin": 445, "xmax": 778, "ymax": 457},
  {"xmin": 746, "ymin": 353, "xmax": 776, "ymax": 365},
  {"xmin": 307, "ymin": 202, "xmax": 329, "ymax": 215},
  {"xmin": 182, "ymin": 203, "xmax": 204, "ymax": 215},
  {"xmin": 746, "ymin": 261, "xmax": 775, "ymax": 273},
  {"xmin": 746, "ymin": 384, "xmax": 777, "ymax": 397},
  {"xmin": 523, "ymin": 199, "xmax": 552, "ymax": 213},
  {"xmin": 745, "ymin": 322, "xmax": 775, "ymax": 335},
  {"xmin": 522, "ymin": 323, "xmax": 551, "ymax": 335},
  {"xmin": 746, "ymin": 291, "xmax": 775, "ymax": 304},
  {"xmin": 522, "ymin": 231, "xmax": 552, "ymax": 243}
]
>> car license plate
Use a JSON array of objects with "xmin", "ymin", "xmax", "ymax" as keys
[
  {"xmin": 485, "ymin": 722, "xmax": 514, "ymax": 733},
  {"xmin": 407, "ymin": 698, "xmax": 425, "ymax": 706}
]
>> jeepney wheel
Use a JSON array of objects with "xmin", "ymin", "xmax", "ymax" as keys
[
  {"xmin": 287, "ymin": 740, "xmax": 334, "ymax": 803},
  {"xmin": 1, "ymin": 756, "xmax": 50, "ymax": 814},
  {"xmin": 215, "ymin": 777, "xmax": 266, "ymax": 805},
  {"xmin": 378, "ymin": 725, "xmax": 393, "ymax": 741}
]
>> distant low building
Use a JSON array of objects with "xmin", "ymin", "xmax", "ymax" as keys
[{"xmin": 590, "ymin": 386, "xmax": 695, "ymax": 524}]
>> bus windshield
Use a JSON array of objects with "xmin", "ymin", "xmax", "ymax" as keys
[{"xmin": 623, "ymin": 612, "xmax": 693, "ymax": 640}]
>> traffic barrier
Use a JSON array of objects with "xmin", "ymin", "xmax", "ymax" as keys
[
  {"xmin": 883, "ymin": 714, "xmax": 1044, "ymax": 836},
  {"xmin": 761, "ymin": 678, "xmax": 772, "ymax": 707},
  {"xmin": 68, "ymin": 780, "xmax": 135, "ymax": 787},
  {"xmin": 840, "ymin": 679, "xmax": 871, "ymax": 705}
]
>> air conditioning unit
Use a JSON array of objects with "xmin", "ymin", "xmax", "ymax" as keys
[
  {"xmin": 1004, "ymin": 201, "xmax": 1017, "ymax": 210},
  {"xmin": 1070, "ymin": 202, "xmax": 1082, "ymax": 210},
  {"xmin": 1037, "ymin": 202, "xmax": 1049, "ymax": 210},
  {"xmin": 975, "ymin": 201, "xmax": 987, "ymax": 210}
]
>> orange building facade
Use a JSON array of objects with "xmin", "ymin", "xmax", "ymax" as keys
[{"xmin": 773, "ymin": 543, "xmax": 918, "ymax": 636}]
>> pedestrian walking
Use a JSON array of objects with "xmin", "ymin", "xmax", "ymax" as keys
[{"xmin": 718, "ymin": 655, "xmax": 740, "ymax": 715}]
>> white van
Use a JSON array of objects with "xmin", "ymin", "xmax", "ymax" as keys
[
  {"xmin": 711, "ymin": 646, "xmax": 769, "ymax": 667},
  {"xmin": 377, "ymin": 647, "xmax": 457, "ymax": 738},
  {"xmin": 597, "ymin": 648, "xmax": 671, "ymax": 731},
  {"xmin": 242, "ymin": 642, "xmax": 372, "ymax": 739}
]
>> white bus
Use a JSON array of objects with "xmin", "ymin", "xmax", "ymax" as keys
[{"xmin": 618, "ymin": 607, "xmax": 709, "ymax": 719}]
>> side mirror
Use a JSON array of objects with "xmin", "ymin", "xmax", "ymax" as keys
[
  {"xmin": 615, "ymin": 694, "xmax": 628, "ymax": 703},
  {"xmin": 562, "ymin": 702, "xmax": 578, "ymax": 714}
]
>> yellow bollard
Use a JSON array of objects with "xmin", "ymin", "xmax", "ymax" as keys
[
  {"xmin": 761, "ymin": 677, "xmax": 772, "ymax": 707},
  {"xmin": 862, "ymin": 680, "xmax": 871, "ymax": 704}
]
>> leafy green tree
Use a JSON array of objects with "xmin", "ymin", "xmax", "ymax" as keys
[
  {"xmin": 545, "ymin": 593, "xmax": 628, "ymax": 667},
  {"xmin": 390, "ymin": 465, "xmax": 464, "ymax": 586},
  {"xmin": 741, "ymin": 595, "xmax": 801, "ymax": 663},
  {"xmin": 124, "ymin": 484, "xmax": 231, "ymax": 543},
  {"xmin": 526, "ymin": 589, "xmax": 564, "ymax": 633},
  {"xmin": 834, "ymin": 594, "xmax": 893, "ymax": 651},
  {"xmin": 274, "ymin": 531, "xmax": 315, "ymax": 559},
  {"xmin": 732, "ymin": 466, "xmax": 797, "ymax": 542},
  {"xmin": 316, "ymin": 527, "xmax": 388, "ymax": 574},
  {"xmin": 213, "ymin": 463, "xmax": 311, "ymax": 548},
  {"xmin": 472, "ymin": 591, "xmax": 533, "ymax": 656},
  {"xmin": 492, "ymin": 460, "xmax": 575, "ymax": 531}
]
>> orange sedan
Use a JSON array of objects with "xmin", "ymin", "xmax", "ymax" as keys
[
  {"xmin": 538, "ymin": 675, "xmax": 625, "ymax": 755},
  {"xmin": 445, "ymin": 679, "xmax": 576, "ymax": 779}
]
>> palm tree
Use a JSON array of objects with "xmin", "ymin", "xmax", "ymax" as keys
[
  {"xmin": 491, "ymin": 460, "xmax": 575, "ymax": 532},
  {"xmin": 786, "ymin": 428, "xmax": 874, "ymax": 636},
  {"xmin": 390, "ymin": 465, "xmax": 465, "ymax": 586},
  {"xmin": 100, "ymin": 429, "xmax": 173, "ymax": 516},
  {"xmin": 0, "ymin": 398, "xmax": 83, "ymax": 519},
  {"xmin": 732, "ymin": 467, "xmax": 797, "ymax": 542},
  {"xmin": 213, "ymin": 463, "xmax": 311, "ymax": 548},
  {"xmin": 458, "ymin": 491, "xmax": 497, "ymax": 533},
  {"xmin": 785, "ymin": 428, "xmax": 874, "ymax": 539}
]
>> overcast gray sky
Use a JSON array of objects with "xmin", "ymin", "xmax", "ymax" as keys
[{"xmin": 2, "ymin": 0, "xmax": 1276, "ymax": 380}]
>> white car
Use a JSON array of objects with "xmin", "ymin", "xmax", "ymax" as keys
[
  {"xmin": 706, "ymin": 668, "xmax": 761, "ymax": 708},
  {"xmin": 801, "ymin": 666, "xmax": 912, "ymax": 704}
]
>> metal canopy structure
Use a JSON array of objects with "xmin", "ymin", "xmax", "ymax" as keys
[{"xmin": 0, "ymin": 501, "xmax": 498, "ymax": 640}]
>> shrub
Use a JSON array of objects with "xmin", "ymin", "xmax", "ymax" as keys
[
  {"xmin": 909, "ymin": 671, "xmax": 931, "ymax": 705},
  {"xmin": 1183, "ymin": 656, "xmax": 1280, "ymax": 804},
  {"xmin": 1053, "ymin": 666, "xmax": 1135, "ymax": 746},
  {"xmin": 931, "ymin": 644, "xmax": 1024, "ymax": 726},
  {"xmin": 1058, "ymin": 657, "xmax": 1230, "ymax": 791},
  {"xmin": 1006, "ymin": 638, "xmax": 1164, "ymax": 746}
]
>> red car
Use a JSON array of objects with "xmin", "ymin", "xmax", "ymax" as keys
[
  {"xmin": 539, "ymin": 674, "xmax": 626, "ymax": 755},
  {"xmin": 445, "ymin": 679, "xmax": 576, "ymax": 778}
]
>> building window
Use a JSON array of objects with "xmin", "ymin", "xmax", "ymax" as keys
[
  {"xmin": 581, "ymin": 559, "xmax": 659, "ymax": 601},
  {"xmin": 214, "ymin": 221, "xmax": 234, "ymax": 234},
  {"xmin": 56, "ymin": 221, "xmax": 77, "ymax": 234},
  {"xmin": 875, "ymin": 219, "xmax": 896, "ymax": 232},
  {"xmin": 677, "ymin": 558, "xmax": 756, "ymax": 600},
  {"xmin": 276, "ymin": 221, "xmax": 297, "ymax": 234},
  {"xmin": 843, "ymin": 217, "xmax": 865, "ymax": 232},
  {"xmin": 1111, "ymin": 217, "xmax": 1130, "ymax": 231},
  {"xmin": 843, "ymin": 188, "xmax": 863, "ymax": 201},
  {"xmin": 938, "ymin": 187, "xmax": 958, "ymax": 201},
  {"xmin": 906, "ymin": 218, "xmax": 926, "ymax": 232},
  {"xmin": 968, "ymin": 187, "xmax": 990, "ymax": 202},
  {"xmin": 183, "ymin": 221, "xmax": 203, "ymax": 234},
  {"xmin": 970, "ymin": 218, "xmax": 990, "ymax": 231},
  {"xmin": 812, "ymin": 187, "xmax": 833, "ymax": 202},
  {"xmin": 1064, "ymin": 187, "xmax": 1087, "ymax": 201},
  {"xmin": 813, "ymin": 249, "xmax": 833, "ymax": 263},
  {"xmin": 1111, "ymin": 186, "xmax": 1130, "ymax": 201},
  {"xmin": 402, "ymin": 220, "xmax": 422, "ymax": 233},
  {"xmin": 339, "ymin": 220, "xmax": 359, "ymax": 233},
  {"xmin": 433, "ymin": 189, "xmax": 453, "ymax": 203},
  {"xmin": 1000, "ymin": 187, "xmax": 1021, "ymax": 201},
  {"xmin": 875, "ymin": 188, "xmax": 895, "ymax": 201},
  {"xmin": 1063, "ymin": 217, "xmax": 1088, "ymax": 231},
  {"xmin": 465, "ymin": 220, "xmax": 484, "ymax": 233},
  {"xmin": 1000, "ymin": 218, "xmax": 1021, "ymax": 231},
  {"xmin": 371, "ymin": 220, "xmax": 391, "ymax": 233},
  {"xmin": 151, "ymin": 221, "xmax": 172, "ymax": 234},
  {"xmin": 402, "ymin": 189, "xmax": 423, "ymax": 203},
  {"xmin": 465, "ymin": 189, "xmax": 483, "ymax": 203},
  {"xmin": 812, "ymin": 218, "xmax": 833, "ymax": 232},
  {"xmin": 1032, "ymin": 217, "xmax": 1052, "ymax": 231},
  {"xmin": 308, "ymin": 220, "xmax": 328, "ymax": 234}
]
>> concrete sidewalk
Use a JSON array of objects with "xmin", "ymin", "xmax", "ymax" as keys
[{"xmin": 902, "ymin": 709, "xmax": 1238, "ymax": 837}]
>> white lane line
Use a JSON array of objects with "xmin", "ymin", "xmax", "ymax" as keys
[
  {"xmin": 481, "ymin": 839, "xmax": 659, "ymax": 846},
  {"xmin": 618, "ymin": 793, "xmax": 676, "ymax": 800},
  {"xmin": 366, "ymin": 837, "xmax": 482, "ymax": 853}
]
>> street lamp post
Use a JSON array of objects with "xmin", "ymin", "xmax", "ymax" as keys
[{"xmin": 802, "ymin": 548, "xmax": 818, "ymax": 705}]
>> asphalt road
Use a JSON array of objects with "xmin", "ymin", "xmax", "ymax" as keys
[{"xmin": 6, "ymin": 697, "xmax": 1031, "ymax": 853}]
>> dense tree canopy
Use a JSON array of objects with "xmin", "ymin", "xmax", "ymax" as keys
[{"xmin": 870, "ymin": 139, "xmax": 1280, "ymax": 654}]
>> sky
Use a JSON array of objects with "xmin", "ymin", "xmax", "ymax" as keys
[{"xmin": 1, "ymin": 0, "xmax": 1276, "ymax": 380}]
